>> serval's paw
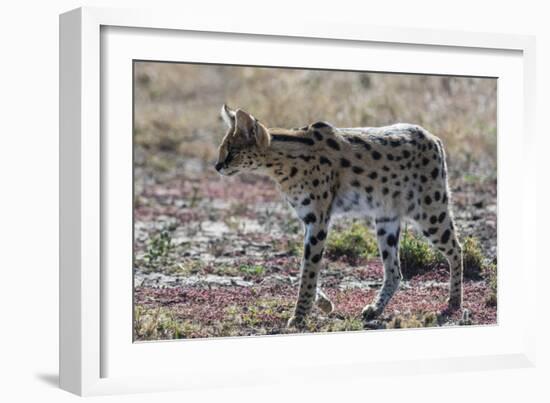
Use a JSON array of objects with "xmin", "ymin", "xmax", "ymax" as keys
[
  {"xmin": 361, "ymin": 304, "xmax": 383, "ymax": 322},
  {"xmin": 316, "ymin": 295, "xmax": 335, "ymax": 314}
]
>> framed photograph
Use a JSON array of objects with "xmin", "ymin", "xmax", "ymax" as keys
[{"xmin": 60, "ymin": 7, "xmax": 537, "ymax": 396}]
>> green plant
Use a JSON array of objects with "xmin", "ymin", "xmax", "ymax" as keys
[
  {"xmin": 144, "ymin": 229, "xmax": 173, "ymax": 266},
  {"xmin": 462, "ymin": 236, "xmax": 485, "ymax": 278},
  {"xmin": 285, "ymin": 238, "xmax": 303, "ymax": 257},
  {"xmin": 325, "ymin": 222, "xmax": 378, "ymax": 262},
  {"xmin": 399, "ymin": 230, "xmax": 444, "ymax": 278},
  {"xmin": 238, "ymin": 264, "xmax": 265, "ymax": 276}
]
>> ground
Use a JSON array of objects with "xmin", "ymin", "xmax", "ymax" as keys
[{"xmin": 132, "ymin": 63, "xmax": 497, "ymax": 341}]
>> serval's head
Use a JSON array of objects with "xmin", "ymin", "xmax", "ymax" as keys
[{"xmin": 215, "ymin": 105, "xmax": 271, "ymax": 176}]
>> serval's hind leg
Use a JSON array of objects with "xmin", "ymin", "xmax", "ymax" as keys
[
  {"xmin": 362, "ymin": 216, "xmax": 402, "ymax": 321},
  {"xmin": 416, "ymin": 206, "xmax": 463, "ymax": 310}
]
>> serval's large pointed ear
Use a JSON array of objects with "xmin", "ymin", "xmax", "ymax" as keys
[
  {"xmin": 220, "ymin": 104, "xmax": 236, "ymax": 129},
  {"xmin": 235, "ymin": 109, "xmax": 271, "ymax": 149}
]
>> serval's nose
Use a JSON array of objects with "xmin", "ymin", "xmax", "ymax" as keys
[{"xmin": 215, "ymin": 162, "xmax": 223, "ymax": 172}]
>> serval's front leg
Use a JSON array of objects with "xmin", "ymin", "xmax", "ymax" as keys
[{"xmin": 287, "ymin": 219, "xmax": 330, "ymax": 328}]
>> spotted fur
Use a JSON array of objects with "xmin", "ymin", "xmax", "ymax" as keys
[{"xmin": 216, "ymin": 105, "xmax": 463, "ymax": 327}]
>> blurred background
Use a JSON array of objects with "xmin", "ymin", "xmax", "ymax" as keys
[{"xmin": 133, "ymin": 62, "xmax": 497, "ymax": 340}]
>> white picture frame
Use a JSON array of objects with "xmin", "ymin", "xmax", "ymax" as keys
[{"xmin": 59, "ymin": 6, "xmax": 537, "ymax": 396}]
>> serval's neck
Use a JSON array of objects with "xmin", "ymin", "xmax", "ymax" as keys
[{"xmin": 258, "ymin": 129, "xmax": 316, "ymax": 188}]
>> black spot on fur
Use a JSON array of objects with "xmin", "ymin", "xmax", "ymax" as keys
[
  {"xmin": 313, "ymin": 130, "xmax": 324, "ymax": 141},
  {"xmin": 434, "ymin": 191, "xmax": 441, "ymax": 201},
  {"xmin": 371, "ymin": 150, "xmax": 382, "ymax": 160},
  {"xmin": 290, "ymin": 167, "xmax": 298, "ymax": 177},
  {"xmin": 351, "ymin": 179, "xmax": 360, "ymax": 187},
  {"xmin": 353, "ymin": 166, "xmax": 365, "ymax": 174},
  {"xmin": 368, "ymin": 171, "xmax": 377, "ymax": 180},
  {"xmin": 382, "ymin": 250, "xmax": 389, "ymax": 260},
  {"xmin": 390, "ymin": 140, "xmax": 401, "ymax": 147},
  {"xmin": 441, "ymin": 229, "xmax": 451, "ymax": 244},
  {"xmin": 271, "ymin": 134, "xmax": 314, "ymax": 146},
  {"xmin": 365, "ymin": 186, "xmax": 373, "ymax": 193},
  {"xmin": 377, "ymin": 228, "xmax": 386, "ymax": 236},
  {"xmin": 317, "ymin": 230, "xmax": 327, "ymax": 240},
  {"xmin": 311, "ymin": 254, "xmax": 322, "ymax": 263},
  {"xmin": 420, "ymin": 175, "xmax": 428, "ymax": 183},
  {"xmin": 303, "ymin": 213, "xmax": 316, "ymax": 224},
  {"xmin": 340, "ymin": 158, "xmax": 351, "ymax": 167},
  {"xmin": 430, "ymin": 215, "xmax": 438, "ymax": 224},
  {"xmin": 319, "ymin": 156, "xmax": 332, "ymax": 165},
  {"xmin": 387, "ymin": 234, "xmax": 397, "ymax": 247},
  {"xmin": 431, "ymin": 167, "xmax": 439, "ymax": 179},
  {"xmin": 402, "ymin": 150, "xmax": 411, "ymax": 158},
  {"xmin": 302, "ymin": 198, "xmax": 311, "ymax": 206},
  {"xmin": 424, "ymin": 195, "xmax": 432, "ymax": 205},
  {"xmin": 305, "ymin": 244, "xmax": 311, "ymax": 259},
  {"xmin": 348, "ymin": 136, "xmax": 372, "ymax": 151},
  {"xmin": 326, "ymin": 138, "xmax": 340, "ymax": 150},
  {"xmin": 312, "ymin": 179, "xmax": 320, "ymax": 187},
  {"xmin": 438, "ymin": 212, "xmax": 446, "ymax": 223}
]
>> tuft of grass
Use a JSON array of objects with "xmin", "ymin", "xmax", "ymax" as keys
[
  {"xmin": 387, "ymin": 311, "xmax": 439, "ymax": 329},
  {"xmin": 134, "ymin": 306, "xmax": 201, "ymax": 340},
  {"xmin": 323, "ymin": 317, "xmax": 365, "ymax": 332},
  {"xmin": 462, "ymin": 236, "xmax": 485, "ymax": 279},
  {"xmin": 166, "ymin": 261, "xmax": 203, "ymax": 276},
  {"xmin": 399, "ymin": 230, "xmax": 445, "ymax": 278},
  {"xmin": 325, "ymin": 222, "xmax": 378, "ymax": 262},
  {"xmin": 238, "ymin": 264, "xmax": 265, "ymax": 277},
  {"xmin": 144, "ymin": 228, "xmax": 174, "ymax": 266},
  {"xmin": 285, "ymin": 238, "xmax": 303, "ymax": 257},
  {"xmin": 400, "ymin": 231, "xmax": 488, "ymax": 280},
  {"xmin": 224, "ymin": 298, "xmax": 291, "ymax": 335}
]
